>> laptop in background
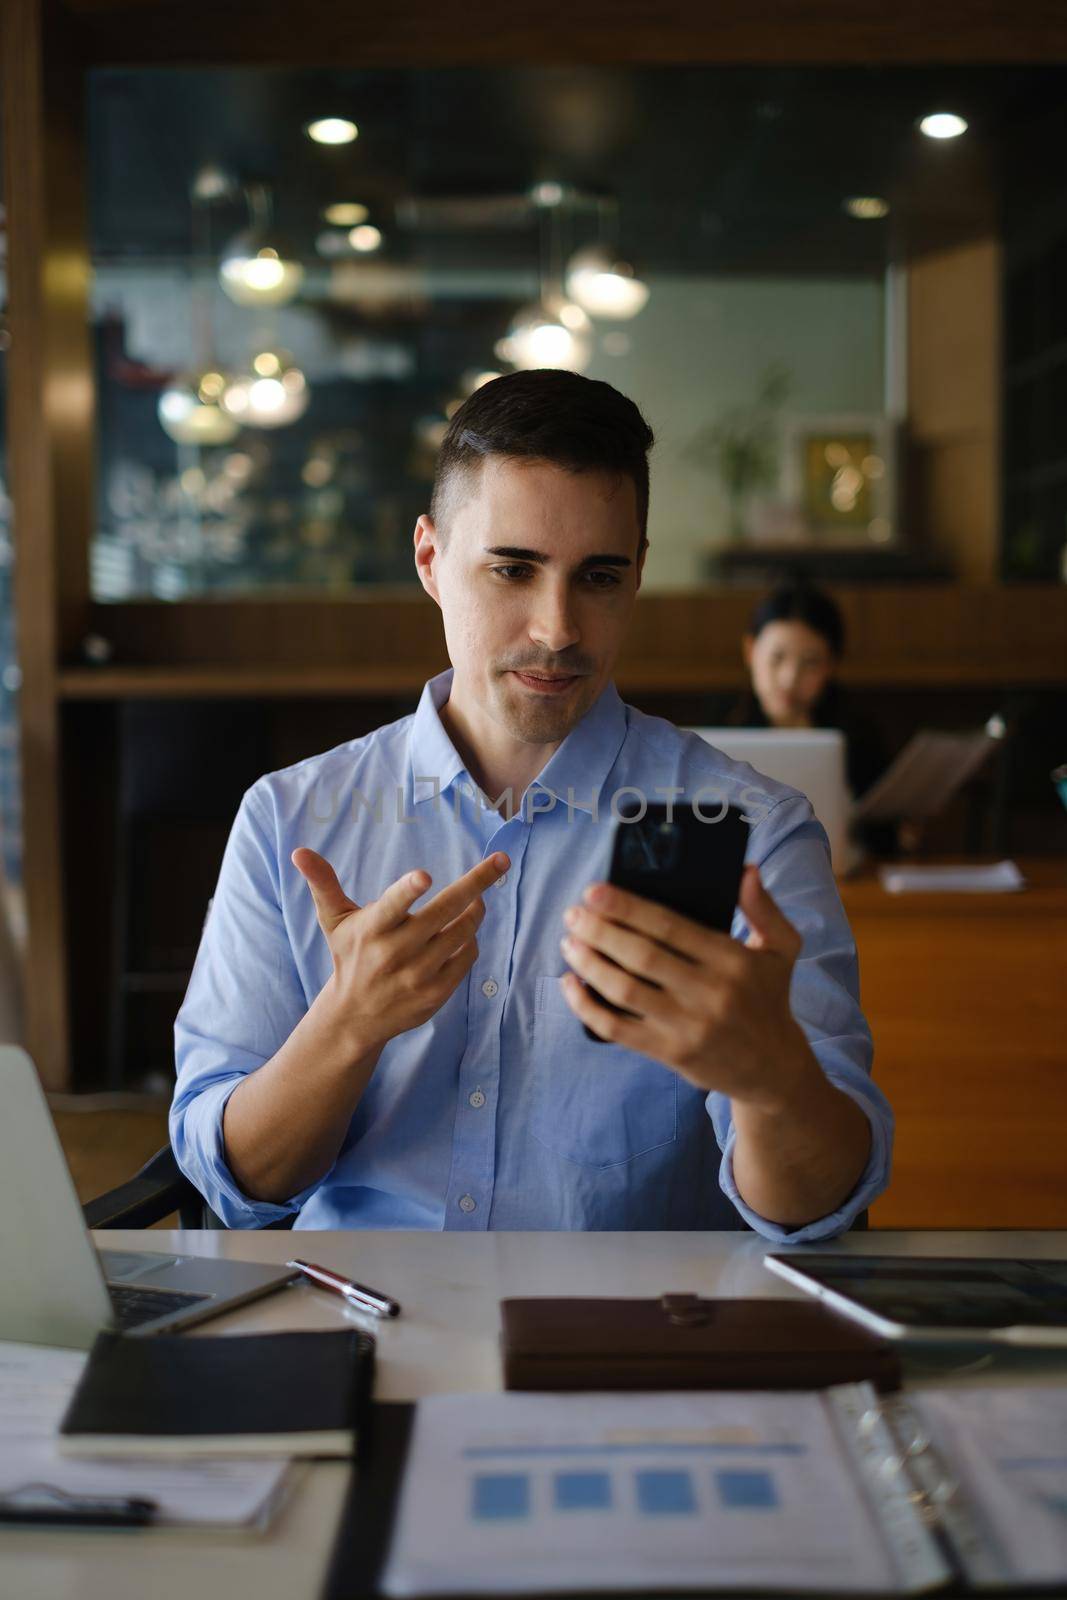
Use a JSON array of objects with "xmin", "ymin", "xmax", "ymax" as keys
[
  {"xmin": 687, "ymin": 727, "xmax": 855, "ymax": 874},
  {"xmin": 0, "ymin": 1045, "xmax": 297, "ymax": 1349}
]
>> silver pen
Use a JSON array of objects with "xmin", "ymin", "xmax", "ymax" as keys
[{"xmin": 286, "ymin": 1258, "xmax": 402, "ymax": 1317}]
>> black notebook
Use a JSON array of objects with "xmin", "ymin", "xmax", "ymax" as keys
[{"xmin": 58, "ymin": 1328, "xmax": 375, "ymax": 1459}]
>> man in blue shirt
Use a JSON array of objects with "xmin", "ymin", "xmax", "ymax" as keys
[{"xmin": 172, "ymin": 369, "xmax": 891, "ymax": 1236}]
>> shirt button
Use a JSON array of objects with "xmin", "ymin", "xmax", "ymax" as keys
[
  {"xmin": 468, "ymin": 1089, "xmax": 486, "ymax": 1109},
  {"xmin": 481, "ymin": 978, "xmax": 499, "ymax": 998},
  {"xmin": 458, "ymin": 1194, "xmax": 477, "ymax": 1213}
]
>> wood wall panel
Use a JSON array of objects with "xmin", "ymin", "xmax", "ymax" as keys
[
  {"xmin": 59, "ymin": 0, "xmax": 1067, "ymax": 67},
  {"xmin": 844, "ymin": 863, "xmax": 1067, "ymax": 1229},
  {"xmin": 66, "ymin": 584, "xmax": 1067, "ymax": 695},
  {"xmin": 908, "ymin": 241, "xmax": 1002, "ymax": 582},
  {"xmin": 1, "ymin": 0, "xmax": 96, "ymax": 1089}
]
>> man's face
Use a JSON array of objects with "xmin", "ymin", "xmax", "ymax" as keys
[{"xmin": 415, "ymin": 456, "xmax": 645, "ymax": 748}]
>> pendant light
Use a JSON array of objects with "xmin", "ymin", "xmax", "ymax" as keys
[
  {"xmin": 219, "ymin": 184, "xmax": 304, "ymax": 307},
  {"xmin": 158, "ymin": 369, "xmax": 240, "ymax": 446},
  {"xmin": 565, "ymin": 244, "xmax": 649, "ymax": 320},
  {"xmin": 158, "ymin": 172, "xmax": 241, "ymax": 446},
  {"xmin": 222, "ymin": 349, "xmax": 310, "ymax": 429},
  {"xmin": 497, "ymin": 296, "xmax": 592, "ymax": 373}
]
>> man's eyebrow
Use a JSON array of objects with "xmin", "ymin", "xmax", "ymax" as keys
[{"xmin": 484, "ymin": 546, "xmax": 632, "ymax": 569}]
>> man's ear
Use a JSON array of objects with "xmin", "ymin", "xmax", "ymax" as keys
[
  {"xmin": 635, "ymin": 538, "xmax": 648, "ymax": 592},
  {"xmin": 741, "ymin": 632, "xmax": 755, "ymax": 670},
  {"xmin": 413, "ymin": 514, "xmax": 443, "ymax": 606}
]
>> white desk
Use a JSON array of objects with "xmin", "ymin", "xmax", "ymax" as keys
[{"xmin": 3, "ymin": 1229, "xmax": 1066, "ymax": 1600}]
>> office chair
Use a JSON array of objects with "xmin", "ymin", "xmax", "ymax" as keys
[{"xmin": 82, "ymin": 1143, "xmax": 296, "ymax": 1232}]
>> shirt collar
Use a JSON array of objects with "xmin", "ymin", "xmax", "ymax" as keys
[
  {"xmin": 410, "ymin": 669, "xmax": 468, "ymax": 805},
  {"xmin": 408, "ymin": 668, "xmax": 629, "ymax": 817}
]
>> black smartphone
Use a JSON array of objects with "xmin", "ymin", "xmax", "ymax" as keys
[{"xmin": 582, "ymin": 801, "xmax": 750, "ymax": 1041}]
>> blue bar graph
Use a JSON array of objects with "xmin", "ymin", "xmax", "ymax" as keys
[
  {"xmin": 471, "ymin": 1473, "xmax": 531, "ymax": 1520},
  {"xmin": 714, "ymin": 1469, "xmax": 779, "ymax": 1510},
  {"xmin": 554, "ymin": 1471, "xmax": 613, "ymax": 1511},
  {"xmin": 635, "ymin": 1469, "xmax": 697, "ymax": 1515}
]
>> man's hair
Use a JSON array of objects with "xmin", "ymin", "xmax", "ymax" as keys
[
  {"xmin": 748, "ymin": 581, "xmax": 846, "ymax": 659},
  {"xmin": 430, "ymin": 369, "xmax": 655, "ymax": 544}
]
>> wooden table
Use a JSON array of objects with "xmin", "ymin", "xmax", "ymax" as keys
[{"xmin": 841, "ymin": 858, "xmax": 1067, "ymax": 1229}]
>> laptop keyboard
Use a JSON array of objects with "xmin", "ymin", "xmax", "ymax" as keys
[{"xmin": 108, "ymin": 1282, "xmax": 210, "ymax": 1330}]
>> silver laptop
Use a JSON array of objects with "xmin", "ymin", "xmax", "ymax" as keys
[
  {"xmin": 0, "ymin": 1045, "xmax": 297, "ymax": 1349},
  {"xmin": 687, "ymin": 727, "xmax": 855, "ymax": 874}
]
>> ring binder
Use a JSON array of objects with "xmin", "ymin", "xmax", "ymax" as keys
[{"xmin": 326, "ymin": 1385, "xmax": 1067, "ymax": 1599}]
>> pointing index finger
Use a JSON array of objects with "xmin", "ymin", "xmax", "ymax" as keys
[{"xmin": 409, "ymin": 852, "xmax": 510, "ymax": 940}]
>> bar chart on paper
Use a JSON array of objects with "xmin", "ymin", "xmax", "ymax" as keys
[
  {"xmin": 381, "ymin": 1391, "xmax": 914, "ymax": 1595},
  {"xmin": 468, "ymin": 1460, "xmax": 784, "ymax": 1521}
]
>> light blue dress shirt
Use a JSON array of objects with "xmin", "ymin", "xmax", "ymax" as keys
[{"xmin": 171, "ymin": 669, "xmax": 892, "ymax": 1236}]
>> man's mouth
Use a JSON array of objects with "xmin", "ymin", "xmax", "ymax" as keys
[{"xmin": 511, "ymin": 670, "xmax": 583, "ymax": 695}]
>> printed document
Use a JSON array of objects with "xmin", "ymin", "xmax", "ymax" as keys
[
  {"xmin": 913, "ymin": 1386, "xmax": 1067, "ymax": 1586},
  {"xmin": 0, "ymin": 1341, "xmax": 291, "ymax": 1529},
  {"xmin": 382, "ymin": 1389, "xmax": 929, "ymax": 1594}
]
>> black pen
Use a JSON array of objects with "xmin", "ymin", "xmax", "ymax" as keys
[
  {"xmin": 0, "ymin": 1484, "xmax": 157, "ymax": 1526},
  {"xmin": 286, "ymin": 1258, "xmax": 402, "ymax": 1317}
]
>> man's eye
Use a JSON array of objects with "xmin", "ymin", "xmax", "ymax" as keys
[
  {"xmin": 491, "ymin": 565, "xmax": 533, "ymax": 581},
  {"xmin": 582, "ymin": 570, "xmax": 621, "ymax": 588}
]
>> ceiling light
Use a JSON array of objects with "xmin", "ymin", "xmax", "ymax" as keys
[
  {"xmin": 324, "ymin": 202, "xmax": 368, "ymax": 226},
  {"xmin": 919, "ymin": 112, "xmax": 968, "ymax": 140},
  {"xmin": 349, "ymin": 224, "xmax": 382, "ymax": 253},
  {"xmin": 844, "ymin": 196, "xmax": 890, "ymax": 220},
  {"xmin": 219, "ymin": 183, "xmax": 304, "ymax": 306},
  {"xmin": 529, "ymin": 181, "xmax": 566, "ymax": 208},
  {"xmin": 222, "ymin": 354, "xmax": 309, "ymax": 429},
  {"xmin": 219, "ymin": 243, "xmax": 303, "ymax": 306},
  {"xmin": 190, "ymin": 164, "xmax": 237, "ymax": 203},
  {"xmin": 565, "ymin": 246, "xmax": 649, "ymax": 320},
  {"xmin": 306, "ymin": 118, "xmax": 358, "ymax": 146},
  {"xmin": 158, "ymin": 370, "xmax": 241, "ymax": 446},
  {"xmin": 497, "ymin": 299, "xmax": 592, "ymax": 373}
]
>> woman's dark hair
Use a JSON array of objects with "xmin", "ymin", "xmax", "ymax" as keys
[
  {"xmin": 747, "ymin": 581, "xmax": 846, "ymax": 659},
  {"xmin": 430, "ymin": 369, "xmax": 655, "ymax": 543}
]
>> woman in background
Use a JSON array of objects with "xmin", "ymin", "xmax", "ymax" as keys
[{"xmin": 723, "ymin": 581, "xmax": 894, "ymax": 850}]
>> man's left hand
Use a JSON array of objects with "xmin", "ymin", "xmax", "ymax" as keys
[{"xmin": 559, "ymin": 864, "xmax": 817, "ymax": 1110}]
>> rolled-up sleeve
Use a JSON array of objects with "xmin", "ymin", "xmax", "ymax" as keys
[
  {"xmin": 170, "ymin": 784, "xmax": 325, "ymax": 1227},
  {"xmin": 707, "ymin": 795, "xmax": 893, "ymax": 1241}
]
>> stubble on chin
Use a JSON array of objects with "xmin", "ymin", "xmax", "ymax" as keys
[{"xmin": 494, "ymin": 671, "xmax": 599, "ymax": 744}]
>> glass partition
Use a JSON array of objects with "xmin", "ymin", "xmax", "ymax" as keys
[{"xmin": 86, "ymin": 64, "xmax": 1067, "ymax": 597}]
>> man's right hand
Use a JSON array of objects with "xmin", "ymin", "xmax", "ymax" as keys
[{"xmin": 291, "ymin": 847, "xmax": 510, "ymax": 1059}]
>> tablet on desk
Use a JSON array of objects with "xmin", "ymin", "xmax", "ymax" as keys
[{"xmin": 765, "ymin": 1253, "xmax": 1067, "ymax": 1345}]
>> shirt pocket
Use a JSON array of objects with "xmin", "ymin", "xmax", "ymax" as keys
[{"xmin": 528, "ymin": 975, "xmax": 678, "ymax": 1169}]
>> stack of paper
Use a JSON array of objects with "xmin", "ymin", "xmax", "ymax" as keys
[
  {"xmin": 879, "ymin": 861, "xmax": 1025, "ymax": 894},
  {"xmin": 0, "ymin": 1341, "xmax": 293, "ymax": 1530}
]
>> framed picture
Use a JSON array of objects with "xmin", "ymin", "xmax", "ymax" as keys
[{"xmin": 779, "ymin": 413, "xmax": 897, "ymax": 546}]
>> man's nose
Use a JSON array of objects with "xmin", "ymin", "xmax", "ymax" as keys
[{"xmin": 529, "ymin": 585, "xmax": 580, "ymax": 654}]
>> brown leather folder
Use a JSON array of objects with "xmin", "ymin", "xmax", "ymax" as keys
[{"xmin": 501, "ymin": 1294, "xmax": 901, "ymax": 1393}]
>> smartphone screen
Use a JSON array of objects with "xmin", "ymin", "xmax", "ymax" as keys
[{"xmin": 582, "ymin": 801, "xmax": 750, "ymax": 1041}]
